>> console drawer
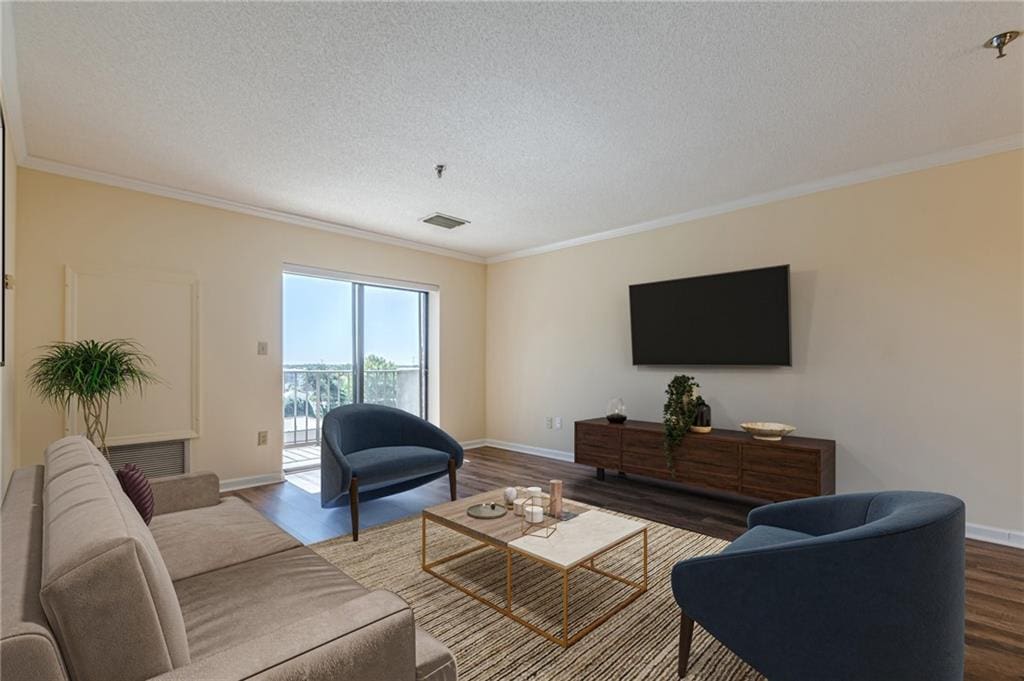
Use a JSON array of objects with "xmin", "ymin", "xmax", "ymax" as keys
[
  {"xmin": 576, "ymin": 423, "xmax": 621, "ymax": 450},
  {"xmin": 742, "ymin": 469, "xmax": 819, "ymax": 499},
  {"xmin": 575, "ymin": 443, "xmax": 620, "ymax": 469},
  {"xmin": 621, "ymin": 429, "xmax": 663, "ymax": 456},
  {"xmin": 675, "ymin": 460, "xmax": 740, "ymax": 492},
  {"xmin": 681, "ymin": 438, "xmax": 740, "ymax": 469},
  {"xmin": 743, "ymin": 445, "xmax": 818, "ymax": 481}
]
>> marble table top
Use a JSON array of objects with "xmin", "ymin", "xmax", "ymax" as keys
[{"xmin": 508, "ymin": 510, "xmax": 646, "ymax": 569}]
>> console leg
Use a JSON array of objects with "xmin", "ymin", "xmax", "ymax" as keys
[
  {"xmin": 349, "ymin": 477, "xmax": 359, "ymax": 542},
  {"xmin": 678, "ymin": 610, "xmax": 694, "ymax": 678},
  {"xmin": 596, "ymin": 467, "xmax": 606, "ymax": 481}
]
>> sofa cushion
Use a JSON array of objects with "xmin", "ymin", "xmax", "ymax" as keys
[
  {"xmin": 721, "ymin": 524, "xmax": 812, "ymax": 555},
  {"xmin": 175, "ymin": 546, "xmax": 369, "ymax": 660},
  {"xmin": 40, "ymin": 436, "xmax": 190, "ymax": 681},
  {"xmin": 347, "ymin": 446, "xmax": 450, "ymax": 488},
  {"xmin": 43, "ymin": 435, "xmax": 102, "ymax": 486},
  {"xmin": 150, "ymin": 497, "xmax": 301, "ymax": 581},
  {"xmin": 1, "ymin": 467, "xmax": 69, "ymax": 681},
  {"xmin": 415, "ymin": 628, "xmax": 457, "ymax": 681}
]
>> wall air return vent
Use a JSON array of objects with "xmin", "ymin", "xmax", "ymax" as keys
[
  {"xmin": 421, "ymin": 213, "xmax": 470, "ymax": 230},
  {"xmin": 108, "ymin": 439, "xmax": 188, "ymax": 477}
]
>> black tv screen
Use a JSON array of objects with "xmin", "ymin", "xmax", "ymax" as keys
[{"xmin": 629, "ymin": 265, "xmax": 791, "ymax": 366}]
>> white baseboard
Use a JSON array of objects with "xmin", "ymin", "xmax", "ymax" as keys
[
  {"xmin": 220, "ymin": 472, "xmax": 285, "ymax": 492},
  {"xmin": 459, "ymin": 439, "xmax": 487, "ymax": 450},
  {"xmin": 481, "ymin": 439, "xmax": 574, "ymax": 463},
  {"xmin": 966, "ymin": 523, "xmax": 1024, "ymax": 549}
]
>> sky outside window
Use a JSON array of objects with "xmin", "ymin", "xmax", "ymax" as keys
[{"xmin": 283, "ymin": 273, "xmax": 421, "ymax": 366}]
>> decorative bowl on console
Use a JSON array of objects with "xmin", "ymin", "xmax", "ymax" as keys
[{"xmin": 740, "ymin": 422, "xmax": 796, "ymax": 441}]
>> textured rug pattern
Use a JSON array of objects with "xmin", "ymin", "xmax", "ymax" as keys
[{"xmin": 311, "ymin": 510, "xmax": 761, "ymax": 681}]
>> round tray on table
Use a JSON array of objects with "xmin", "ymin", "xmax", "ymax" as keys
[{"xmin": 466, "ymin": 502, "xmax": 507, "ymax": 519}]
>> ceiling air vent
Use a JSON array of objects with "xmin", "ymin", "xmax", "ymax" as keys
[{"xmin": 421, "ymin": 213, "xmax": 470, "ymax": 230}]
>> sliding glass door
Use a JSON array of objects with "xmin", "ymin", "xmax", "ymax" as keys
[
  {"xmin": 283, "ymin": 271, "xmax": 428, "ymax": 454},
  {"xmin": 361, "ymin": 284, "xmax": 427, "ymax": 414}
]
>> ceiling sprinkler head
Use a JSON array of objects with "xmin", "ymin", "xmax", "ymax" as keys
[
  {"xmin": 985, "ymin": 31, "xmax": 1019, "ymax": 59},
  {"xmin": 435, "ymin": 164, "xmax": 446, "ymax": 179}
]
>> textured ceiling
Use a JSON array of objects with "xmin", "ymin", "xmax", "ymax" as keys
[{"xmin": 7, "ymin": 2, "xmax": 1023, "ymax": 259}]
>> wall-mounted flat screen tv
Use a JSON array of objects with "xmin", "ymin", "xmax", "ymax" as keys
[{"xmin": 629, "ymin": 265, "xmax": 791, "ymax": 366}]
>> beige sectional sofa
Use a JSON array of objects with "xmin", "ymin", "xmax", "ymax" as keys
[{"xmin": 1, "ymin": 436, "xmax": 456, "ymax": 681}]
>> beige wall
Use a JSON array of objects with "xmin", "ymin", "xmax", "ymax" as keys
[
  {"xmin": 1, "ymin": 121, "xmax": 15, "ymax": 490},
  {"xmin": 15, "ymin": 169, "xmax": 486, "ymax": 481},
  {"xmin": 487, "ymin": 150, "xmax": 1024, "ymax": 532}
]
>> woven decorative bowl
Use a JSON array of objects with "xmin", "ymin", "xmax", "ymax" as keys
[{"xmin": 740, "ymin": 422, "xmax": 796, "ymax": 441}]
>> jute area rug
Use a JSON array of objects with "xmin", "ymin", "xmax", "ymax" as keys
[{"xmin": 311, "ymin": 508, "xmax": 761, "ymax": 681}]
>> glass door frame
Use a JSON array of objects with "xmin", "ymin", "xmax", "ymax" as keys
[{"xmin": 283, "ymin": 264, "xmax": 435, "ymax": 420}]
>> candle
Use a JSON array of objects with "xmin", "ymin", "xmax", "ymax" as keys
[
  {"xmin": 513, "ymin": 498, "xmax": 528, "ymax": 516},
  {"xmin": 524, "ymin": 504, "xmax": 544, "ymax": 524},
  {"xmin": 525, "ymin": 486, "xmax": 542, "ymax": 498},
  {"xmin": 549, "ymin": 480, "xmax": 563, "ymax": 519}
]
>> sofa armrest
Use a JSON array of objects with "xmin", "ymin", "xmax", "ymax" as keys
[
  {"xmin": 150, "ymin": 471, "xmax": 220, "ymax": 516},
  {"xmin": 146, "ymin": 590, "xmax": 417, "ymax": 681}
]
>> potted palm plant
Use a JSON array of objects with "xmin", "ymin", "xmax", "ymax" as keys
[{"xmin": 28, "ymin": 339, "xmax": 159, "ymax": 458}]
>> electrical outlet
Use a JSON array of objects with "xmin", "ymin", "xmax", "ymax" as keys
[
  {"xmin": 257, "ymin": 430, "xmax": 268, "ymax": 446},
  {"xmin": 545, "ymin": 416, "xmax": 553, "ymax": 429},
  {"xmin": 554, "ymin": 416, "xmax": 563, "ymax": 430},
  {"xmin": 257, "ymin": 341, "xmax": 269, "ymax": 356}
]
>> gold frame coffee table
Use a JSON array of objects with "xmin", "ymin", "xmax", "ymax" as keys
[{"xmin": 421, "ymin": 489, "xmax": 648, "ymax": 647}]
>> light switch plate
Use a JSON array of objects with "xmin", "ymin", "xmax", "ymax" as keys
[
  {"xmin": 257, "ymin": 341, "xmax": 269, "ymax": 356},
  {"xmin": 257, "ymin": 430, "xmax": 268, "ymax": 446}
]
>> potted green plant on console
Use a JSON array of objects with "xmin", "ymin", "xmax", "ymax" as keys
[
  {"xmin": 663, "ymin": 374, "xmax": 700, "ymax": 475},
  {"xmin": 28, "ymin": 339, "xmax": 159, "ymax": 458}
]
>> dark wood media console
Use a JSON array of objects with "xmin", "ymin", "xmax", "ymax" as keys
[{"xmin": 575, "ymin": 418, "xmax": 835, "ymax": 502}]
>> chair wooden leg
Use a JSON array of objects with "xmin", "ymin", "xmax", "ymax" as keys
[
  {"xmin": 679, "ymin": 610, "xmax": 694, "ymax": 678},
  {"xmin": 349, "ymin": 477, "xmax": 359, "ymax": 541},
  {"xmin": 448, "ymin": 459, "xmax": 457, "ymax": 501}
]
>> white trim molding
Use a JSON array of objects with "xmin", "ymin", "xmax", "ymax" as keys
[
  {"xmin": 966, "ymin": 523, "xmax": 1024, "ymax": 549},
  {"xmin": 18, "ymin": 155, "xmax": 485, "ymax": 264},
  {"xmin": 220, "ymin": 472, "xmax": 285, "ymax": 493},
  {"xmin": 481, "ymin": 439, "xmax": 574, "ymax": 462},
  {"xmin": 487, "ymin": 134, "xmax": 1024, "ymax": 263},
  {"xmin": 459, "ymin": 439, "xmax": 487, "ymax": 450},
  {"xmin": 63, "ymin": 265, "xmax": 202, "ymax": 444},
  {"xmin": 283, "ymin": 262, "xmax": 440, "ymax": 293}
]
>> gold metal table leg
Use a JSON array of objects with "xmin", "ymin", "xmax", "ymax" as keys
[
  {"xmin": 642, "ymin": 527, "xmax": 649, "ymax": 591},
  {"xmin": 562, "ymin": 570, "xmax": 570, "ymax": 646},
  {"xmin": 506, "ymin": 550, "xmax": 513, "ymax": 612}
]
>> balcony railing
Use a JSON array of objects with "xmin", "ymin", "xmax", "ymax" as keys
[{"xmin": 283, "ymin": 367, "xmax": 421, "ymax": 446}]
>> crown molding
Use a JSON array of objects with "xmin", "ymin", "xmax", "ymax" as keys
[
  {"xmin": 486, "ymin": 134, "xmax": 1024, "ymax": 264},
  {"xmin": 19, "ymin": 155, "xmax": 485, "ymax": 263}
]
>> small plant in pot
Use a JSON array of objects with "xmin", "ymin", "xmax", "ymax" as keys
[
  {"xmin": 28, "ymin": 339, "xmax": 159, "ymax": 458},
  {"xmin": 663, "ymin": 375, "xmax": 700, "ymax": 475}
]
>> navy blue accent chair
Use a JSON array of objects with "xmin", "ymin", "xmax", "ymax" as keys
[
  {"xmin": 321, "ymin": 404, "xmax": 464, "ymax": 540},
  {"xmin": 672, "ymin": 491, "xmax": 965, "ymax": 680}
]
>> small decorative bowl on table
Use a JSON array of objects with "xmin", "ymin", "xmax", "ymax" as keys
[{"xmin": 740, "ymin": 422, "xmax": 796, "ymax": 441}]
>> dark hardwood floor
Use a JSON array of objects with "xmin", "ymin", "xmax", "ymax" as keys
[{"xmin": 230, "ymin": 446, "xmax": 1024, "ymax": 681}]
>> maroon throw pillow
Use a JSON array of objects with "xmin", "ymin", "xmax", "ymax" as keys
[{"xmin": 116, "ymin": 463, "xmax": 155, "ymax": 525}]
